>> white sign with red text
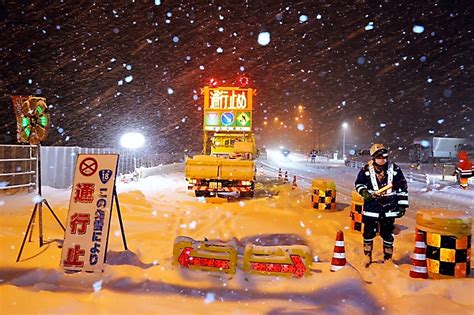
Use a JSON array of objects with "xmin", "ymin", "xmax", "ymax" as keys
[{"xmin": 61, "ymin": 154, "xmax": 119, "ymax": 273}]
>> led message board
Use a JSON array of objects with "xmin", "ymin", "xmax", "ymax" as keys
[{"xmin": 202, "ymin": 86, "xmax": 254, "ymax": 131}]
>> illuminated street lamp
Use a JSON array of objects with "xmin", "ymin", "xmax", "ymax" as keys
[
  {"xmin": 342, "ymin": 122, "xmax": 348, "ymax": 160},
  {"xmin": 120, "ymin": 132, "xmax": 145, "ymax": 171}
]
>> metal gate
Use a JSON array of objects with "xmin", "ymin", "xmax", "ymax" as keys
[{"xmin": 0, "ymin": 144, "xmax": 37, "ymax": 192}]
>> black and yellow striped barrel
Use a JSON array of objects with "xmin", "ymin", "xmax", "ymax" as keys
[
  {"xmin": 350, "ymin": 190, "xmax": 364, "ymax": 232},
  {"xmin": 416, "ymin": 209, "xmax": 472, "ymax": 279},
  {"xmin": 311, "ymin": 179, "xmax": 336, "ymax": 211}
]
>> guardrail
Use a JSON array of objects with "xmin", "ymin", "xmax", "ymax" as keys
[
  {"xmin": 407, "ymin": 171, "xmax": 429, "ymax": 184},
  {"xmin": 345, "ymin": 160, "xmax": 365, "ymax": 169}
]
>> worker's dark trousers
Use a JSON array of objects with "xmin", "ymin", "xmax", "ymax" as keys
[{"xmin": 362, "ymin": 216, "xmax": 395, "ymax": 260}]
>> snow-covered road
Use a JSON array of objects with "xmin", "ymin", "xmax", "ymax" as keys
[{"xmin": 261, "ymin": 151, "xmax": 474, "ymax": 218}]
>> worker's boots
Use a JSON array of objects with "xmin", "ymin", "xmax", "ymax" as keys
[
  {"xmin": 363, "ymin": 241, "xmax": 373, "ymax": 268},
  {"xmin": 383, "ymin": 244, "xmax": 393, "ymax": 261}
]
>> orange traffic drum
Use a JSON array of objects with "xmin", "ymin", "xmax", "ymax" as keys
[
  {"xmin": 311, "ymin": 179, "xmax": 336, "ymax": 211},
  {"xmin": 416, "ymin": 209, "xmax": 472, "ymax": 279}
]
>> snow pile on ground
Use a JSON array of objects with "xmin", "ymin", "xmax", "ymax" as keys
[{"xmin": 0, "ymin": 163, "xmax": 473, "ymax": 314}]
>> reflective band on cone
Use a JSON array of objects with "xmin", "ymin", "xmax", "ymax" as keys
[
  {"xmin": 411, "ymin": 266, "xmax": 428, "ymax": 273},
  {"xmin": 330, "ymin": 265, "xmax": 344, "ymax": 271},
  {"xmin": 415, "ymin": 241, "xmax": 427, "ymax": 248},
  {"xmin": 410, "ymin": 230, "xmax": 429, "ymax": 279},
  {"xmin": 330, "ymin": 230, "xmax": 346, "ymax": 272},
  {"xmin": 411, "ymin": 253, "xmax": 426, "ymax": 260},
  {"xmin": 333, "ymin": 252, "xmax": 346, "ymax": 259}
]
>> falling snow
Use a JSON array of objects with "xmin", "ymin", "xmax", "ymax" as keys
[
  {"xmin": 0, "ymin": 1, "xmax": 471, "ymax": 161},
  {"xmin": 412, "ymin": 24, "xmax": 425, "ymax": 34},
  {"xmin": 257, "ymin": 32, "xmax": 271, "ymax": 46},
  {"xmin": 299, "ymin": 15, "xmax": 308, "ymax": 23}
]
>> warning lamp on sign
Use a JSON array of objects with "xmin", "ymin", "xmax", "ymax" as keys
[
  {"xmin": 239, "ymin": 76, "xmax": 249, "ymax": 87},
  {"xmin": 209, "ymin": 78, "xmax": 218, "ymax": 87},
  {"xmin": 11, "ymin": 96, "xmax": 50, "ymax": 145}
]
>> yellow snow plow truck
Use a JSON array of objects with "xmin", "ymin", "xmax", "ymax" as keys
[{"xmin": 185, "ymin": 85, "xmax": 257, "ymax": 197}]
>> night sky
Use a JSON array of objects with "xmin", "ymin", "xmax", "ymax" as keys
[{"xmin": 1, "ymin": 1, "xmax": 472, "ymax": 155}]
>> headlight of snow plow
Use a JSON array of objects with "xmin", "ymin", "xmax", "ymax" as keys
[{"xmin": 240, "ymin": 181, "xmax": 252, "ymax": 186}]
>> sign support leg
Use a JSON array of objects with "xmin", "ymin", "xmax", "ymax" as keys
[
  {"xmin": 28, "ymin": 212, "xmax": 36, "ymax": 242},
  {"xmin": 38, "ymin": 202, "xmax": 43, "ymax": 247},
  {"xmin": 16, "ymin": 144, "xmax": 65, "ymax": 262},
  {"xmin": 113, "ymin": 187, "xmax": 128, "ymax": 251},
  {"xmin": 16, "ymin": 203, "xmax": 38, "ymax": 262}
]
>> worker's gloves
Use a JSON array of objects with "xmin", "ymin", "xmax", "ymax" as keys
[
  {"xmin": 396, "ymin": 207, "xmax": 407, "ymax": 218},
  {"xmin": 360, "ymin": 189, "xmax": 373, "ymax": 202}
]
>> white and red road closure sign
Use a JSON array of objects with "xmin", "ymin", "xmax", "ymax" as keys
[{"xmin": 61, "ymin": 154, "xmax": 119, "ymax": 273}]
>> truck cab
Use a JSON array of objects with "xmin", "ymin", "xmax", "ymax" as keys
[
  {"xmin": 209, "ymin": 133, "xmax": 256, "ymax": 159},
  {"xmin": 409, "ymin": 137, "xmax": 470, "ymax": 163}
]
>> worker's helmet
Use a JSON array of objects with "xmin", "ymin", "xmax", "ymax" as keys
[
  {"xmin": 458, "ymin": 150, "xmax": 468, "ymax": 160},
  {"xmin": 370, "ymin": 143, "xmax": 388, "ymax": 158}
]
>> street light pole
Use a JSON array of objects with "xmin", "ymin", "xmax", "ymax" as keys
[
  {"xmin": 343, "ymin": 130, "xmax": 345, "ymax": 159},
  {"xmin": 342, "ymin": 122, "xmax": 348, "ymax": 160}
]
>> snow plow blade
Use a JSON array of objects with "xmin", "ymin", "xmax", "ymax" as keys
[{"xmin": 185, "ymin": 155, "xmax": 255, "ymax": 181}]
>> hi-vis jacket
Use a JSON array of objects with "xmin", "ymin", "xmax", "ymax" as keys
[{"xmin": 355, "ymin": 161, "xmax": 409, "ymax": 218}]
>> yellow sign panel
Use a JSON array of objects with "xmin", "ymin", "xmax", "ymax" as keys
[
  {"xmin": 242, "ymin": 244, "xmax": 312, "ymax": 278},
  {"xmin": 203, "ymin": 86, "xmax": 254, "ymax": 111},
  {"xmin": 172, "ymin": 236, "xmax": 237, "ymax": 274}
]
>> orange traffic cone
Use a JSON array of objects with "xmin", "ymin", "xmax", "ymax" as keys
[
  {"xmin": 278, "ymin": 168, "xmax": 282, "ymax": 180},
  {"xmin": 292, "ymin": 176, "xmax": 297, "ymax": 190},
  {"xmin": 330, "ymin": 230, "xmax": 346, "ymax": 272},
  {"xmin": 284, "ymin": 171, "xmax": 288, "ymax": 183},
  {"xmin": 409, "ymin": 230, "xmax": 428, "ymax": 279}
]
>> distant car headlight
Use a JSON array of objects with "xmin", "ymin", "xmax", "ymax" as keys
[
  {"xmin": 420, "ymin": 140, "xmax": 430, "ymax": 148},
  {"xmin": 281, "ymin": 149, "xmax": 290, "ymax": 157}
]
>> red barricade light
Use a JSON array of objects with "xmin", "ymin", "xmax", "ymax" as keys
[{"xmin": 239, "ymin": 76, "xmax": 249, "ymax": 87}]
